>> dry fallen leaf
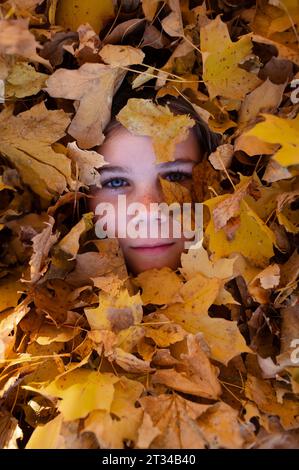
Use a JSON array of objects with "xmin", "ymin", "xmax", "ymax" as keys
[
  {"xmin": 44, "ymin": 63, "xmax": 125, "ymax": 148},
  {"xmin": 200, "ymin": 15, "xmax": 261, "ymax": 100}
]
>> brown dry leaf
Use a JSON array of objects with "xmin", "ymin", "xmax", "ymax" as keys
[
  {"xmin": 91, "ymin": 274, "xmax": 124, "ymax": 296},
  {"xmin": 27, "ymin": 215, "xmax": 59, "ymax": 284},
  {"xmin": 103, "ymin": 18, "xmax": 146, "ymax": 45},
  {"xmin": 39, "ymin": 31, "xmax": 78, "ymax": 67},
  {"xmin": 238, "ymin": 78, "xmax": 285, "ymax": 126},
  {"xmin": 152, "ymin": 333, "xmax": 222, "ymax": 399},
  {"xmin": 65, "ymin": 250, "xmax": 127, "ymax": 287},
  {"xmin": 245, "ymin": 374, "xmax": 299, "ymax": 430},
  {"xmin": 99, "ymin": 44, "xmax": 145, "ymax": 66},
  {"xmin": 141, "ymin": 0, "xmax": 161, "ymax": 21},
  {"xmin": 110, "ymin": 347, "xmax": 154, "ymax": 373},
  {"xmin": 190, "ymin": 160, "xmax": 223, "ymax": 209},
  {"xmin": 262, "ymin": 158, "xmax": 293, "ymax": 183},
  {"xmin": 161, "ymin": 0, "xmax": 184, "ymax": 37},
  {"xmin": 31, "ymin": 280, "xmax": 75, "ymax": 325},
  {"xmin": 58, "ymin": 212, "xmax": 93, "ymax": 258},
  {"xmin": 278, "ymin": 249, "xmax": 299, "ymax": 289},
  {"xmin": 196, "ymin": 401, "xmax": 252, "ymax": 449},
  {"xmin": 143, "ymin": 311, "xmax": 187, "ymax": 347},
  {"xmin": 276, "ymin": 305, "xmax": 299, "ymax": 368},
  {"xmin": 0, "ymin": 298, "xmax": 31, "ymax": 336},
  {"xmin": 0, "ymin": 410, "xmax": 23, "ymax": 449},
  {"xmin": 0, "ymin": 102, "xmax": 74, "ymax": 201},
  {"xmin": 234, "ymin": 132, "xmax": 279, "ymax": 156},
  {"xmin": 208, "ymin": 144, "xmax": 234, "ymax": 170},
  {"xmin": 159, "ymin": 176, "xmax": 193, "ymax": 204},
  {"xmin": 156, "ymin": 41, "xmax": 195, "ymax": 88},
  {"xmin": 252, "ymin": 33, "xmax": 299, "ymax": 66},
  {"xmin": 211, "ymin": 176, "xmax": 260, "ymax": 231},
  {"xmin": 248, "ymin": 263, "xmax": 280, "ymax": 304},
  {"xmin": 44, "ymin": 63, "xmax": 125, "ymax": 148},
  {"xmin": 67, "ymin": 141, "xmax": 107, "ymax": 188},
  {"xmin": 62, "ymin": 23, "xmax": 101, "ymax": 65},
  {"xmin": 84, "ymin": 376, "xmax": 144, "ymax": 448},
  {"xmin": 136, "ymin": 393, "xmax": 211, "ymax": 449}
]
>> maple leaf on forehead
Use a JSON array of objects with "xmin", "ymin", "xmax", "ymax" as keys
[
  {"xmin": 116, "ymin": 98, "xmax": 195, "ymax": 163},
  {"xmin": 200, "ymin": 15, "xmax": 261, "ymax": 100},
  {"xmin": 44, "ymin": 63, "xmax": 126, "ymax": 149},
  {"xmin": 0, "ymin": 102, "xmax": 75, "ymax": 201}
]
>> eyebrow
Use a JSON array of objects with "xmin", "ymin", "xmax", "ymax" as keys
[{"xmin": 99, "ymin": 158, "xmax": 196, "ymax": 175}]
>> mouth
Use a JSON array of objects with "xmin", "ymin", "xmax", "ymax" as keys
[{"xmin": 130, "ymin": 242, "xmax": 175, "ymax": 254}]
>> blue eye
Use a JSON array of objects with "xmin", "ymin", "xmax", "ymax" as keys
[
  {"xmin": 164, "ymin": 171, "xmax": 192, "ymax": 182},
  {"xmin": 101, "ymin": 178, "xmax": 129, "ymax": 189}
]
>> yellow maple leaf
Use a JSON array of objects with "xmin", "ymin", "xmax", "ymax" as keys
[
  {"xmin": 26, "ymin": 414, "xmax": 63, "ymax": 449},
  {"xmin": 58, "ymin": 212, "xmax": 94, "ymax": 259},
  {"xmin": 143, "ymin": 311, "xmax": 187, "ymax": 347},
  {"xmin": 179, "ymin": 238, "xmax": 237, "ymax": 281},
  {"xmin": 84, "ymin": 287, "xmax": 143, "ymax": 331},
  {"xmin": 83, "ymin": 376, "xmax": 144, "ymax": 448},
  {"xmin": 204, "ymin": 195, "xmax": 276, "ymax": 268},
  {"xmin": 161, "ymin": 273, "xmax": 251, "ymax": 365},
  {"xmin": 200, "ymin": 15, "xmax": 261, "ymax": 99},
  {"xmin": 24, "ymin": 369, "xmax": 119, "ymax": 421},
  {"xmin": 132, "ymin": 267, "xmax": 184, "ymax": 305},
  {"xmin": 245, "ymin": 113, "xmax": 299, "ymax": 166},
  {"xmin": 116, "ymin": 98, "xmax": 195, "ymax": 163}
]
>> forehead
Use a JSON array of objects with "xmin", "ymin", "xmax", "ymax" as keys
[{"xmin": 99, "ymin": 125, "xmax": 201, "ymax": 166}]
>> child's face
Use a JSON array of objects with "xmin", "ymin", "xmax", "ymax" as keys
[{"xmin": 89, "ymin": 124, "xmax": 200, "ymax": 275}]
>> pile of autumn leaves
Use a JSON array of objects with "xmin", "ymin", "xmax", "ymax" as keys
[{"xmin": 0, "ymin": 0, "xmax": 299, "ymax": 449}]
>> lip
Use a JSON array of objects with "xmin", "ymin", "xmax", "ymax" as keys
[{"xmin": 130, "ymin": 242, "xmax": 175, "ymax": 254}]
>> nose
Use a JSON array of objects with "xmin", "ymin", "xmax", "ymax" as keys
[
  {"xmin": 128, "ymin": 183, "xmax": 170, "ymax": 233},
  {"xmin": 134, "ymin": 182, "xmax": 165, "ymax": 208}
]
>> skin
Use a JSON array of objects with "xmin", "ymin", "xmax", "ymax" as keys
[{"xmin": 89, "ymin": 124, "xmax": 201, "ymax": 275}]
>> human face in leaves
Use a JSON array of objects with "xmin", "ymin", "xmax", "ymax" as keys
[{"xmin": 90, "ymin": 125, "xmax": 201, "ymax": 275}]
